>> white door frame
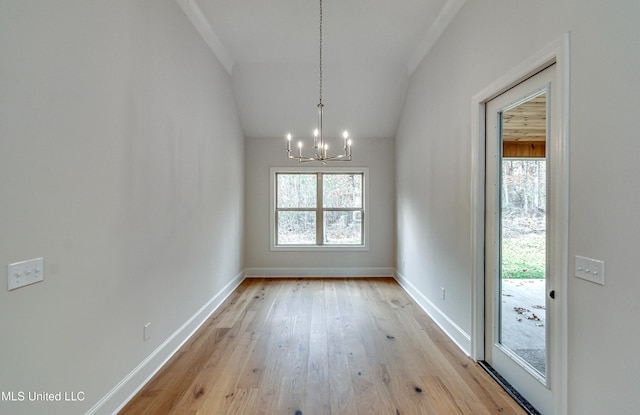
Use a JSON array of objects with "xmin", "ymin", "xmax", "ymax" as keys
[{"xmin": 470, "ymin": 33, "xmax": 570, "ymax": 414}]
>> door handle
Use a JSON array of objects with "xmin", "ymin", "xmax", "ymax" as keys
[{"xmin": 549, "ymin": 290, "xmax": 555, "ymax": 299}]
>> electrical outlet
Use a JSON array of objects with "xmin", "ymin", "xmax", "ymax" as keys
[
  {"xmin": 441, "ymin": 287, "xmax": 446, "ymax": 300},
  {"xmin": 8, "ymin": 258, "xmax": 44, "ymax": 291},
  {"xmin": 144, "ymin": 322, "xmax": 151, "ymax": 341}
]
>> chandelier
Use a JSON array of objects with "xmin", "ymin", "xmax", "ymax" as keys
[{"xmin": 286, "ymin": 0, "xmax": 352, "ymax": 162}]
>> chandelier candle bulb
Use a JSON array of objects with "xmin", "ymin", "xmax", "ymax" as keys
[{"xmin": 343, "ymin": 131, "xmax": 349, "ymax": 151}]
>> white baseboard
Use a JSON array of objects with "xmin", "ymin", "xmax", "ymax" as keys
[
  {"xmin": 86, "ymin": 270, "xmax": 246, "ymax": 415},
  {"xmin": 244, "ymin": 267, "xmax": 395, "ymax": 278},
  {"xmin": 393, "ymin": 270, "xmax": 471, "ymax": 356}
]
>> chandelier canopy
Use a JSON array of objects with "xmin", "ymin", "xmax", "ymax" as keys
[{"xmin": 286, "ymin": 0, "xmax": 352, "ymax": 163}]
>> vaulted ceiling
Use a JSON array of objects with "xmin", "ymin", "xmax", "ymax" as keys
[{"xmin": 177, "ymin": 0, "xmax": 465, "ymax": 140}]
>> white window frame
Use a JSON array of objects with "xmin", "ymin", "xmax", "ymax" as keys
[{"xmin": 270, "ymin": 166, "xmax": 369, "ymax": 251}]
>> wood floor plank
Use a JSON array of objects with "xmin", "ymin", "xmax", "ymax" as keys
[
  {"xmin": 249, "ymin": 281, "xmax": 301, "ymax": 415},
  {"xmin": 324, "ymin": 280, "xmax": 358, "ymax": 415},
  {"xmin": 236, "ymin": 280, "xmax": 284, "ymax": 389},
  {"xmin": 276, "ymin": 279, "xmax": 312, "ymax": 415},
  {"xmin": 363, "ymin": 280, "xmax": 442, "ymax": 414},
  {"xmin": 168, "ymin": 306, "xmax": 258, "ymax": 414},
  {"xmin": 303, "ymin": 280, "xmax": 331, "ymax": 415},
  {"xmin": 339, "ymin": 279, "xmax": 399, "ymax": 415},
  {"xmin": 119, "ymin": 278, "xmax": 528, "ymax": 415}
]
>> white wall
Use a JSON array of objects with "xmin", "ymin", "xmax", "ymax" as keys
[
  {"xmin": 245, "ymin": 137, "xmax": 395, "ymax": 273},
  {"xmin": 0, "ymin": 1, "xmax": 244, "ymax": 414},
  {"xmin": 396, "ymin": 0, "xmax": 640, "ymax": 414}
]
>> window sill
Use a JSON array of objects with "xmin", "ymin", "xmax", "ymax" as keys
[{"xmin": 270, "ymin": 244, "xmax": 369, "ymax": 252}]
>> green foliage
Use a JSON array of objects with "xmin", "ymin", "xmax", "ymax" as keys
[{"xmin": 501, "ymin": 233, "xmax": 545, "ymax": 279}]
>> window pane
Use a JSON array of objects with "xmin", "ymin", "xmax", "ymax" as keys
[
  {"xmin": 500, "ymin": 159, "xmax": 547, "ymax": 375},
  {"xmin": 277, "ymin": 211, "xmax": 316, "ymax": 244},
  {"xmin": 323, "ymin": 174, "xmax": 362, "ymax": 208},
  {"xmin": 324, "ymin": 211, "xmax": 362, "ymax": 244},
  {"xmin": 277, "ymin": 174, "xmax": 317, "ymax": 208}
]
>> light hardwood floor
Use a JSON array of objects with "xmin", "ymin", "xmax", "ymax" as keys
[{"xmin": 119, "ymin": 278, "xmax": 526, "ymax": 415}]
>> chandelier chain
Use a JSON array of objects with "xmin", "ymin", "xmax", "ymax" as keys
[{"xmin": 319, "ymin": 0, "xmax": 323, "ymax": 104}]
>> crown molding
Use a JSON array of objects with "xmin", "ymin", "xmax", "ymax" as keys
[
  {"xmin": 175, "ymin": 0, "xmax": 235, "ymax": 75},
  {"xmin": 406, "ymin": 0, "xmax": 466, "ymax": 75}
]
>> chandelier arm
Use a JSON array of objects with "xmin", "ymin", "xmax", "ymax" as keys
[
  {"xmin": 293, "ymin": 158, "xmax": 352, "ymax": 164},
  {"xmin": 288, "ymin": 153, "xmax": 352, "ymax": 163}
]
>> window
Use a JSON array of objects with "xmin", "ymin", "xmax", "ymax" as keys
[{"xmin": 271, "ymin": 167, "xmax": 368, "ymax": 250}]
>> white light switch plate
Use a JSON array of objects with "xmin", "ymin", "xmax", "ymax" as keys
[
  {"xmin": 8, "ymin": 258, "xmax": 44, "ymax": 291},
  {"xmin": 575, "ymin": 255, "xmax": 604, "ymax": 285}
]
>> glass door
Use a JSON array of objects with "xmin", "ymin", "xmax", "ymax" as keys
[{"xmin": 485, "ymin": 64, "xmax": 555, "ymax": 414}]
